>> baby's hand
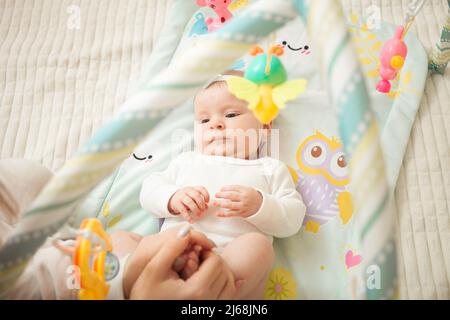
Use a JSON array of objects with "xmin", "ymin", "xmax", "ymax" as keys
[
  {"xmin": 168, "ymin": 186, "xmax": 210, "ymax": 223},
  {"xmin": 214, "ymin": 185, "xmax": 263, "ymax": 218}
]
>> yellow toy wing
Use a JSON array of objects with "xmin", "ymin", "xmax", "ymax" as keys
[
  {"xmin": 272, "ymin": 79, "xmax": 307, "ymax": 110},
  {"xmin": 226, "ymin": 76, "xmax": 260, "ymax": 110}
]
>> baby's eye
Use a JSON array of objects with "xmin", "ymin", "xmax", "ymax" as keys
[
  {"xmin": 200, "ymin": 118, "xmax": 210, "ymax": 124},
  {"xmin": 225, "ymin": 112, "xmax": 240, "ymax": 118}
]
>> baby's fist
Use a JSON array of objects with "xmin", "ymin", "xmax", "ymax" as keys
[{"xmin": 168, "ymin": 186, "xmax": 210, "ymax": 223}]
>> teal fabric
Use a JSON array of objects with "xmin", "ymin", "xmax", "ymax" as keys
[{"xmin": 72, "ymin": 8, "xmax": 427, "ymax": 299}]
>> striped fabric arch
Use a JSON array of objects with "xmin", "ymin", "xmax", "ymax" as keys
[{"xmin": 0, "ymin": 0, "xmax": 397, "ymax": 300}]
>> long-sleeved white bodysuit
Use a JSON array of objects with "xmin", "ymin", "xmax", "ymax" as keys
[{"xmin": 140, "ymin": 151, "xmax": 306, "ymax": 250}]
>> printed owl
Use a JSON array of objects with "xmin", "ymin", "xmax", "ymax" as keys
[{"xmin": 288, "ymin": 131, "xmax": 353, "ymax": 233}]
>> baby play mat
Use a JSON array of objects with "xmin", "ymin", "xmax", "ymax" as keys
[{"xmin": 0, "ymin": 0, "xmax": 427, "ymax": 300}]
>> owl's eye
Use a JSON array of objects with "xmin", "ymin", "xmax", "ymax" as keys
[
  {"xmin": 329, "ymin": 152, "xmax": 348, "ymax": 178},
  {"xmin": 303, "ymin": 142, "xmax": 327, "ymax": 166},
  {"xmin": 337, "ymin": 155, "xmax": 345, "ymax": 167},
  {"xmin": 311, "ymin": 146, "xmax": 322, "ymax": 158}
]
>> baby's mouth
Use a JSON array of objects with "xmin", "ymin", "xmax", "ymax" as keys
[
  {"xmin": 209, "ymin": 136, "xmax": 228, "ymax": 143},
  {"xmin": 205, "ymin": 132, "xmax": 228, "ymax": 143}
]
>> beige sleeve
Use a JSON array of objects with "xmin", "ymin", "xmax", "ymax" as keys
[
  {"xmin": 5, "ymin": 240, "xmax": 78, "ymax": 300},
  {"xmin": 0, "ymin": 159, "xmax": 77, "ymax": 299}
]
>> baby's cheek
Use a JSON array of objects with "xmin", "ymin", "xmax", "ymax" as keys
[{"xmin": 193, "ymin": 125, "xmax": 206, "ymax": 148}]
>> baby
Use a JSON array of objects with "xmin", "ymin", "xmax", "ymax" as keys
[{"xmin": 139, "ymin": 71, "xmax": 306, "ymax": 299}]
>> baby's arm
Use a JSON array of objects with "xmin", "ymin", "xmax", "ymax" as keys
[
  {"xmin": 245, "ymin": 162, "xmax": 306, "ymax": 238},
  {"xmin": 140, "ymin": 153, "xmax": 209, "ymax": 222},
  {"xmin": 139, "ymin": 154, "xmax": 184, "ymax": 218}
]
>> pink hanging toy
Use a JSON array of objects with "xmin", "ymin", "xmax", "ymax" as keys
[
  {"xmin": 196, "ymin": 0, "xmax": 233, "ymax": 32},
  {"xmin": 376, "ymin": 26, "xmax": 408, "ymax": 93}
]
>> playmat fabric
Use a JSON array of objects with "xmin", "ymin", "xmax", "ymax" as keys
[
  {"xmin": 0, "ymin": 0, "xmax": 448, "ymax": 299},
  {"xmin": 71, "ymin": 3, "xmax": 428, "ymax": 299}
]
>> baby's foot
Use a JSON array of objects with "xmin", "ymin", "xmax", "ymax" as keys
[
  {"xmin": 181, "ymin": 246, "xmax": 201, "ymax": 280},
  {"xmin": 173, "ymin": 244, "xmax": 202, "ymax": 280}
]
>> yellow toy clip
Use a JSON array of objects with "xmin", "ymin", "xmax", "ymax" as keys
[
  {"xmin": 53, "ymin": 218, "xmax": 116, "ymax": 300},
  {"xmin": 75, "ymin": 218, "xmax": 112, "ymax": 300}
]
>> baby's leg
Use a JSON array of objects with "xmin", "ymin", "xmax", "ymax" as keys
[
  {"xmin": 221, "ymin": 233, "xmax": 274, "ymax": 299},
  {"xmin": 111, "ymin": 231, "xmax": 142, "ymax": 258}
]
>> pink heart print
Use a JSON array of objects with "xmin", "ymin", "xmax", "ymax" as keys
[{"xmin": 345, "ymin": 250, "xmax": 362, "ymax": 269}]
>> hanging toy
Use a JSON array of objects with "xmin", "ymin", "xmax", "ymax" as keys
[
  {"xmin": 226, "ymin": 44, "xmax": 307, "ymax": 124},
  {"xmin": 189, "ymin": 13, "xmax": 209, "ymax": 37},
  {"xmin": 376, "ymin": 0, "xmax": 425, "ymax": 93},
  {"xmin": 376, "ymin": 26, "xmax": 408, "ymax": 93},
  {"xmin": 53, "ymin": 218, "xmax": 119, "ymax": 300},
  {"xmin": 196, "ymin": 0, "xmax": 233, "ymax": 32}
]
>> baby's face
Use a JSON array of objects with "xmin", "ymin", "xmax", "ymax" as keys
[{"xmin": 194, "ymin": 82, "xmax": 268, "ymax": 159}]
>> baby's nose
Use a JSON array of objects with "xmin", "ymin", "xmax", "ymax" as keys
[{"xmin": 209, "ymin": 119, "xmax": 224, "ymax": 129}]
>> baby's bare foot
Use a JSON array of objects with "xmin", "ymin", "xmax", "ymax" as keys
[
  {"xmin": 173, "ymin": 245, "xmax": 203, "ymax": 279},
  {"xmin": 181, "ymin": 249, "xmax": 200, "ymax": 280},
  {"xmin": 173, "ymin": 252, "xmax": 189, "ymax": 273}
]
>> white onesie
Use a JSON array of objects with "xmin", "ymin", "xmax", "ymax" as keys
[{"xmin": 140, "ymin": 151, "xmax": 306, "ymax": 250}]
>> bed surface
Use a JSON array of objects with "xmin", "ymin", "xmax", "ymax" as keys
[
  {"xmin": 0, "ymin": 0, "xmax": 448, "ymax": 299},
  {"xmin": 341, "ymin": 0, "xmax": 450, "ymax": 300}
]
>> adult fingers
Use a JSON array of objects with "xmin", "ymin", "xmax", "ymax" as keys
[
  {"xmin": 217, "ymin": 273, "xmax": 240, "ymax": 300},
  {"xmin": 189, "ymin": 230, "xmax": 216, "ymax": 250},
  {"xmin": 186, "ymin": 251, "xmax": 222, "ymax": 289},
  {"xmin": 209, "ymin": 269, "xmax": 228, "ymax": 299},
  {"xmin": 147, "ymin": 232, "xmax": 191, "ymax": 279},
  {"xmin": 130, "ymin": 258, "xmax": 185, "ymax": 300}
]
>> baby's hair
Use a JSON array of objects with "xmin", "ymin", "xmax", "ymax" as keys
[
  {"xmin": 195, "ymin": 70, "xmax": 244, "ymax": 102},
  {"xmin": 206, "ymin": 70, "xmax": 244, "ymax": 88}
]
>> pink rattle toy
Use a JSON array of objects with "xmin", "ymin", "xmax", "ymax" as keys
[
  {"xmin": 376, "ymin": 0, "xmax": 425, "ymax": 93},
  {"xmin": 196, "ymin": 0, "xmax": 233, "ymax": 32},
  {"xmin": 376, "ymin": 26, "xmax": 408, "ymax": 93}
]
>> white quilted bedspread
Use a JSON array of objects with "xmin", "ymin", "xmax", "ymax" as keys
[
  {"xmin": 0, "ymin": 0, "xmax": 174, "ymax": 169},
  {"xmin": 0, "ymin": 0, "xmax": 448, "ymax": 299},
  {"xmin": 341, "ymin": 0, "xmax": 450, "ymax": 299}
]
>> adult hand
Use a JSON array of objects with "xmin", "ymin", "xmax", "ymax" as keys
[{"xmin": 123, "ymin": 226, "xmax": 239, "ymax": 300}]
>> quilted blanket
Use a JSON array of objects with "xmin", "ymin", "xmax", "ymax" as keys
[{"xmin": 0, "ymin": 0, "xmax": 448, "ymax": 299}]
